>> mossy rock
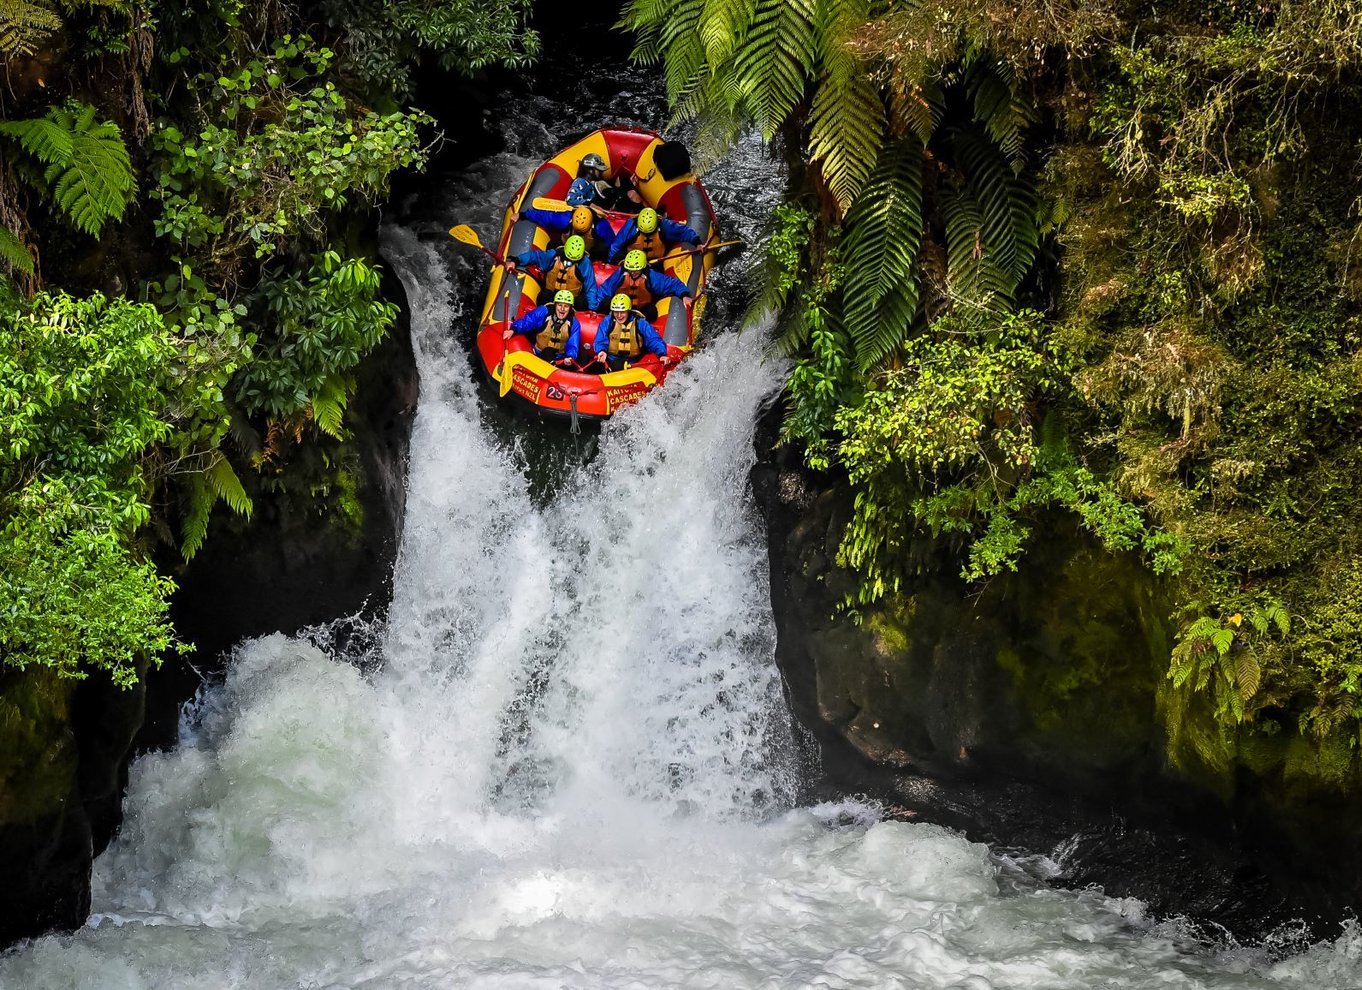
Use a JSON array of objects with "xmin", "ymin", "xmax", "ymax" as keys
[{"xmin": 0, "ymin": 667, "xmax": 79, "ymax": 824}]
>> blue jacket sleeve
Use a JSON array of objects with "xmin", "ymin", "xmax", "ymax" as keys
[
  {"xmin": 661, "ymin": 217, "xmax": 700, "ymax": 245},
  {"xmin": 594, "ymin": 216, "xmax": 616, "ymax": 248},
  {"xmin": 607, "ymin": 218, "xmax": 639, "ymax": 262},
  {"xmin": 637, "ymin": 318, "xmax": 668, "ymax": 357},
  {"xmin": 593, "ymin": 319, "xmax": 610, "ymax": 355},
  {"xmin": 566, "ymin": 317, "xmax": 582, "ymax": 360},
  {"xmin": 510, "ymin": 305, "xmax": 548, "ymax": 336},
  {"xmin": 523, "ymin": 206, "xmax": 570, "ymax": 233},
  {"xmin": 597, "ymin": 269, "xmax": 623, "ymax": 311},
  {"xmin": 646, "ymin": 269, "xmax": 692, "ymax": 299},
  {"xmin": 513, "ymin": 248, "xmax": 557, "ymax": 270},
  {"xmin": 576, "ymin": 258, "xmax": 603, "ymax": 311}
]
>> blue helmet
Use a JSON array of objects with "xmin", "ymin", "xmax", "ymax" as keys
[{"xmin": 566, "ymin": 178, "xmax": 595, "ymax": 206}]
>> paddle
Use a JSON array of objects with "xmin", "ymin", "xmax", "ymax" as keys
[
  {"xmin": 658, "ymin": 239, "xmax": 744, "ymax": 264},
  {"xmin": 448, "ymin": 224, "xmax": 504, "ymax": 264},
  {"xmin": 530, "ymin": 197, "xmax": 606, "ymax": 214}
]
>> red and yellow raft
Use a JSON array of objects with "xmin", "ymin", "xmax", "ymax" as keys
[{"xmin": 474, "ymin": 127, "xmax": 719, "ymax": 420}]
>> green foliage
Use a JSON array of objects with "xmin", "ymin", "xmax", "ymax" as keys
[
  {"xmin": 0, "ymin": 292, "xmax": 193, "ymax": 683},
  {"xmin": 830, "ymin": 311, "xmax": 1176, "ymax": 602},
  {"xmin": 1, "ymin": 497, "xmax": 181, "ymax": 688},
  {"xmin": 0, "ymin": 102, "xmax": 135, "ymax": 237},
  {"xmin": 151, "ymin": 37, "xmax": 430, "ymax": 270},
  {"xmin": 234, "ymin": 251, "xmax": 394, "ymax": 428},
  {"xmin": 321, "ymin": 0, "xmax": 540, "ymax": 98}
]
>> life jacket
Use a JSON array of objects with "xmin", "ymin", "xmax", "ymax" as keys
[
  {"xmin": 627, "ymin": 228, "xmax": 666, "ymax": 261},
  {"xmin": 543, "ymin": 255, "xmax": 584, "ymax": 296},
  {"xmin": 605, "ymin": 312, "xmax": 644, "ymax": 358},
  {"xmin": 535, "ymin": 311, "xmax": 574, "ymax": 353},
  {"xmin": 617, "ymin": 270, "xmax": 653, "ymax": 308}
]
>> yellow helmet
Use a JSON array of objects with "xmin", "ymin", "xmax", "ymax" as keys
[
  {"xmin": 609, "ymin": 293, "xmax": 631, "ymax": 312},
  {"xmin": 637, "ymin": 208, "xmax": 658, "ymax": 234},
  {"xmin": 623, "ymin": 249, "xmax": 648, "ymax": 272},
  {"xmin": 571, "ymin": 206, "xmax": 593, "ymax": 233},
  {"xmin": 563, "ymin": 235, "xmax": 586, "ymax": 261}
]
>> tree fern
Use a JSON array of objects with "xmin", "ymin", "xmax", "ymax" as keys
[
  {"xmin": 841, "ymin": 138, "xmax": 925, "ymax": 369},
  {"xmin": 808, "ymin": 0, "xmax": 884, "ymax": 215},
  {"xmin": 0, "ymin": 102, "xmax": 134, "ymax": 238}
]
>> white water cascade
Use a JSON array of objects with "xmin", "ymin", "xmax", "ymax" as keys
[{"xmin": 4, "ymin": 159, "xmax": 1362, "ymax": 988}]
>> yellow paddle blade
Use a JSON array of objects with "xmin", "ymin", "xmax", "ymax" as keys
[
  {"xmin": 449, "ymin": 224, "xmax": 485, "ymax": 250},
  {"xmin": 531, "ymin": 197, "xmax": 571, "ymax": 212}
]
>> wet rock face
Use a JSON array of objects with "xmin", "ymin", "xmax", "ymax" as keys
[
  {"xmin": 0, "ymin": 667, "xmax": 145, "ymax": 945},
  {"xmin": 750, "ymin": 405, "xmax": 1358, "ymax": 942}
]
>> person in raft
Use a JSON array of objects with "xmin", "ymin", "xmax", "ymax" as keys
[
  {"xmin": 513, "ymin": 202, "xmax": 614, "ymax": 256},
  {"xmin": 597, "ymin": 249, "xmax": 692, "ymax": 320},
  {"xmin": 592, "ymin": 293, "xmax": 669, "ymax": 372},
  {"xmin": 607, "ymin": 207, "xmax": 699, "ymax": 265},
  {"xmin": 504, "ymin": 289, "xmax": 582, "ymax": 366},
  {"xmin": 580, "ymin": 152, "xmax": 642, "ymax": 213},
  {"xmin": 505, "ymin": 234, "xmax": 602, "ymax": 311}
]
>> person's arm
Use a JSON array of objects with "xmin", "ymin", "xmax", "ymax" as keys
[
  {"xmin": 523, "ymin": 206, "xmax": 568, "ymax": 232},
  {"xmin": 662, "ymin": 218, "xmax": 700, "ymax": 245},
  {"xmin": 597, "ymin": 269, "xmax": 622, "ymax": 312},
  {"xmin": 647, "ymin": 269, "xmax": 693, "ymax": 299},
  {"xmin": 606, "ymin": 219, "xmax": 636, "ymax": 263},
  {"xmin": 638, "ymin": 318, "xmax": 668, "ymax": 358},
  {"xmin": 579, "ymin": 259, "xmax": 604, "ymax": 311},
  {"xmin": 593, "ymin": 319, "xmax": 610, "ymax": 355},
  {"xmin": 507, "ymin": 305, "xmax": 545, "ymax": 339}
]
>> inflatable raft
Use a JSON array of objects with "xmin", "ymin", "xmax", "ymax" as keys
[{"xmin": 474, "ymin": 127, "xmax": 719, "ymax": 420}]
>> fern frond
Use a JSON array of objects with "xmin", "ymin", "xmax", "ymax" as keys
[
  {"xmin": 0, "ymin": 224, "xmax": 34, "ymax": 276},
  {"xmin": 841, "ymin": 138, "xmax": 925, "ymax": 369},
  {"xmin": 0, "ymin": 0, "xmax": 60, "ymax": 57},
  {"xmin": 734, "ymin": 0, "xmax": 817, "ymax": 140},
  {"xmin": 180, "ymin": 472, "xmax": 213, "ymax": 561},
  {"xmin": 0, "ymin": 103, "xmax": 135, "ymax": 238},
  {"xmin": 206, "ymin": 454, "xmax": 253, "ymax": 518},
  {"xmin": 311, "ymin": 372, "xmax": 350, "ymax": 439},
  {"xmin": 658, "ymin": 0, "xmax": 708, "ymax": 107},
  {"xmin": 0, "ymin": 115, "xmax": 76, "ymax": 165},
  {"xmin": 893, "ymin": 79, "xmax": 944, "ymax": 146},
  {"xmin": 942, "ymin": 126, "xmax": 1039, "ymax": 307},
  {"xmin": 965, "ymin": 57, "xmax": 1035, "ymax": 170},
  {"xmin": 1235, "ymin": 651, "xmax": 1261, "ymax": 702},
  {"xmin": 807, "ymin": 0, "xmax": 883, "ymax": 215}
]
